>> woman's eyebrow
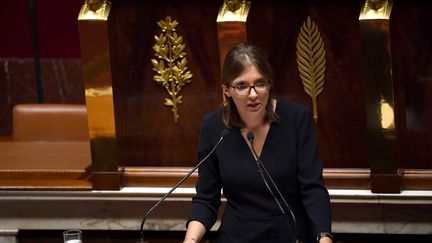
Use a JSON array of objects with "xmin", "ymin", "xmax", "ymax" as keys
[
  {"xmin": 233, "ymin": 77, "xmax": 265, "ymax": 84},
  {"xmin": 232, "ymin": 80, "xmax": 247, "ymax": 85}
]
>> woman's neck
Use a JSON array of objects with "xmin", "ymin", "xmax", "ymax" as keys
[
  {"xmin": 240, "ymin": 99, "xmax": 276, "ymax": 130},
  {"xmin": 242, "ymin": 117, "xmax": 265, "ymax": 131},
  {"xmin": 240, "ymin": 117, "xmax": 270, "ymax": 159}
]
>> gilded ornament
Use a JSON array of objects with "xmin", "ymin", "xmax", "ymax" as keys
[
  {"xmin": 151, "ymin": 16, "xmax": 193, "ymax": 123},
  {"xmin": 217, "ymin": 0, "xmax": 251, "ymax": 22},
  {"xmin": 359, "ymin": 0, "xmax": 393, "ymax": 20},
  {"xmin": 78, "ymin": 0, "xmax": 111, "ymax": 20},
  {"xmin": 296, "ymin": 16, "xmax": 326, "ymax": 124}
]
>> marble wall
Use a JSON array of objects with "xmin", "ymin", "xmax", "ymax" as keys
[{"xmin": 0, "ymin": 59, "xmax": 85, "ymax": 136}]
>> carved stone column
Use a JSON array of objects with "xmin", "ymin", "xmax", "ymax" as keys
[
  {"xmin": 78, "ymin": 0, "xmax": 120, "ymax": 190},
  {"xmin": 359, "ymin": 0, "xmax": 402, "ymax": 193}
]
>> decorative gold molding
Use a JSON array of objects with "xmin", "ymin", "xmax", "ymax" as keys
[
  {"xmin": 151, "ymin": 16, "xmax": 193, "ymax": 123},
  {"xmin": 296, "ymin": 16, "xmax": 326, "ymax": 124},
  {"xmin": 359, "ymin": 0, "xmax": 393, "ymax": 20},
  {"xmin": 78, "ymin": 0, "xmax": 111, "ymax": 20},
  {"xmin": 217, "ymin": 0, "xmax": 251, "ymax": 22}
]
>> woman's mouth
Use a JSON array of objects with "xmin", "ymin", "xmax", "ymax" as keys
[{"xmin": 246, "ymin": 102, "xmax": 261, "ymax": 111}]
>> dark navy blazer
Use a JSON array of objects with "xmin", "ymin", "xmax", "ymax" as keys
[{"xmin": 188, "ymin": 100, "xmax": 331, "ymax": 243}]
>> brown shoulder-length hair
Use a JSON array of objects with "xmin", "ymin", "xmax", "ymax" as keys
[{"xmin": 221, "ymin": 43, "xmax": 279, "ymax": 128}]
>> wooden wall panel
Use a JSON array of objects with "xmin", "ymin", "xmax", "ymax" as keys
[
  {"xmin": 246, "ymin": 1, "xmax": 368, "ymax": 168},
  {"xmin": 109, "ymin": 0, "xmax": 222, "ymax": 167},
  {"xmin": 391, "ymin": 2, "xmax": 432, "ymax": 169},
  {"xmin": 0, "ymin": 0, "xmax": 430, "ymax": 175},
  {"xmin": 108, "ymin": 0, "xmax": 371, "ymax": 168}
]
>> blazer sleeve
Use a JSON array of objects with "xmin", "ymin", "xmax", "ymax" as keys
[
  {"xmin": 186, "ymin": 117, "xmax": 223, "ymax": 232},
  {"xmin": 296, "ymin": 107, "xmax": 332, "ymax": 235}
]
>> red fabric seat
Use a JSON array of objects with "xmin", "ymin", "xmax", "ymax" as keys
[{"xmin": 12, "ymin": 104, "xmax": 89, "ymax": 141}]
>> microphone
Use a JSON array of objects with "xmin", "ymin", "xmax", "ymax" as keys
[
  {"xmin": 246, "ymin": 131, "xmax": 297, "ymax": 241},
  {"xmin": 137, "ymin": 128, "xmax": 232, "ymax": 243},
  {"xmin": 246, "ymin": 132, "xmax": 261, "ymax": 173}
]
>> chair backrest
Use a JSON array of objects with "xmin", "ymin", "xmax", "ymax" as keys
[{"xmin": 12, "ymin": 104, "xmax": 89, "ymax": 141}]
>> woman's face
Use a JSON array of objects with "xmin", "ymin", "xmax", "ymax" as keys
[{"xmin": 222, "ymin": 64, "xmax": 269, "ymax": 124}]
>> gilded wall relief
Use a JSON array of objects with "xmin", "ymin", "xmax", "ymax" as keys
[
  {"xmin": 151, "ymin": 16, "xmax": 193, "ymax": 123},
  {"xmin": 296, "ymin": 16, "xmax": 326, "ymax": 124}
]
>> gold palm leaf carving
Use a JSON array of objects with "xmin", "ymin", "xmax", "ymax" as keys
[
  {"xmin": 296, "ymin": 16, "xmax": 326, "ymax": 124},
  {"xmin": 151, "ymin": 16, "xmax": 193, "ymax": 123}
]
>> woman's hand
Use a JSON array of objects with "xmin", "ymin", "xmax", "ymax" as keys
[
  {"xmin": 183, "ymin": 238, "xmax": 197, "ymax": 243},
  {"xmin": 183, "ymin": 220, "xmax": 205, "ymax": 243},
  {"xmin": 319, "ymin": 236, "xmax": 333, "ymax": 243}
]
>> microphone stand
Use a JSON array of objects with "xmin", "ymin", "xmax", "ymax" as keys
[
  {"xmin": 247, "ymin": 132, "xmax": 297, "ymax": 242},
  {"xmin": 137, "ymin": 129, "xmax": 230, "ymax": 243},
  {"xmin": 255, "ymin": 156, "xmax": 286, "ymax": 215}
]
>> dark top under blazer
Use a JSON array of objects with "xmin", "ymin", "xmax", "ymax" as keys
[{"xmin": 187, "ymin": 100, "xmax": 331, "ymax": 243}]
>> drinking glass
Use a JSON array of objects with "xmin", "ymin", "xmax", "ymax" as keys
[{"xmin": 63, "ymin": 230, "xmax": 82, "ymax": 243}]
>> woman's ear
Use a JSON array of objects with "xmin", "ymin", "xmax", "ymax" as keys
[{"xmin": 222, "ymin": 84, "xmax": 231, "ymax": 97}]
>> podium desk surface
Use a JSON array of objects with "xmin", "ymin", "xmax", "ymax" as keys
[
  {"xmin": 0, "ymin": 141, "xmax": 91, "ymax": 170},
  {"xmin": 0, "ymin": 188, "xmax": 431, "ymax": 234}
]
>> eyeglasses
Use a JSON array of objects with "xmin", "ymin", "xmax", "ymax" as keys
[{"xmin": 229, "ymin": 80, "xmax": 269, "ymax": 96}]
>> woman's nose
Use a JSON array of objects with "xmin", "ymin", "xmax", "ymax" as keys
[{"xmin": 248, "ymin": 86, "xmax": 258, "ymax": 98}]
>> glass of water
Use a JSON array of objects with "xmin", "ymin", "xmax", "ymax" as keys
[{"xmin": 63, "ymin": 230, "xmax": 82, "ymax": 243}]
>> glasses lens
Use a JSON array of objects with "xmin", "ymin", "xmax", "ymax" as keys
[
  {"xmin": 231, "ymin": 81, "xmax": 268, "ymax": 96},
  {"xmin": 254, "ymin": 82, "xmax": 268, "ymax": 93},
  {"xmin": 235, "ymin": 84, "xmax": 249, "ymax": 96}
]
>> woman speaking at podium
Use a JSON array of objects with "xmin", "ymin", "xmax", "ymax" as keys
[{"xmin": 184, "ymin": 43, "xmax": 332, "ymax": 243}]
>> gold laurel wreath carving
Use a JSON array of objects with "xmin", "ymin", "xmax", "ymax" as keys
[
  {"xmin": 296, "ymin": 16, "xmax": 326, "ymax": 124},
  {"xmin": 151, "ymin": 16, "xmax": 193, "ymax": 123}
]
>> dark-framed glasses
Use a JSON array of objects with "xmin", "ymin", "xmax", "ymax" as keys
[{"xmin": 229, "ymin": 81, "xmax": 269, "ymax": 96}]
